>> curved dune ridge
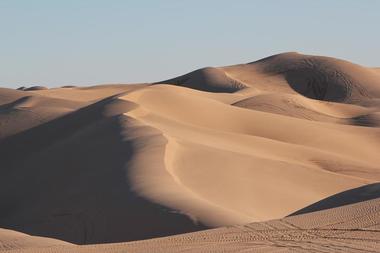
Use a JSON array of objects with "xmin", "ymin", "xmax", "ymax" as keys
[{"xmin": 0, "ymin": 53, "xmax": 379, "ymax": 252}]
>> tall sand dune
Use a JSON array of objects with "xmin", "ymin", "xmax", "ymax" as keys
[{"xmin": 0, "ymin": 53, "xmax": 379, "ymax": 251}]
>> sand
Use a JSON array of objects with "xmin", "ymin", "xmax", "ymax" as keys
[
  {"xmin": 4, "ymin": 196, "xmax": 379, "ymax": 253},
  {"xmin": 0, "ymin": 52, "xmax": 379, "ymax": 252}
]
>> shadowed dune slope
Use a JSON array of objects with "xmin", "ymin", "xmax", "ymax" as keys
[
  {"xmin": 24, "ymin": 86, "xmax": 48, "ymax": 91},
  {"xmin": 290, "ymin": 182, "xmax": 380, "ymax": 216},
  {"xmin": 0, "ymin": 53, "xmax": 379, "ymax": 249},
  {"xmin": 0, "ymin": 93, "xmax": 207, "ymax": 244},
  {"xmin": 224, "ymin": 52, "xmax": 380, "ymax": 104}
]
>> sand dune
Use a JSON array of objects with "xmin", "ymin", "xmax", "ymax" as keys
[{"xmin": 0, "ymin": 52, "xmax": 379, "ymax": 252}]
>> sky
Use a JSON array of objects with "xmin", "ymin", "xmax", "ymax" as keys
[{"xmin": 1, "ymin": 0, "xmax": 379, "ymax": 88}]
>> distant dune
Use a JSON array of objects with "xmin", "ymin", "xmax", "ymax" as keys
[{"xmin": 0, "ymin": 53, "xmax": 379, "ymax": 252}]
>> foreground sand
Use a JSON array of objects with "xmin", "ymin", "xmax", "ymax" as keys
[
  {"xmin": 2, "ymin": 197, "xmax": 380, "ymax": 252},
  {"xmin": 0, "ymin": 52, "xmax": 379, "ymax": 251}
]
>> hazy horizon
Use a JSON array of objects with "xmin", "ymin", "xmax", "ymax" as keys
[{"xmin": 1, "ymin": 0, "xmax": 379, "ymax": 88}]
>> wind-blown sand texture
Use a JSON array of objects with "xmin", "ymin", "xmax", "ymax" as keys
[{"xmin": 1, "ymin": 53, "xmax": 379, "ymax": 252}]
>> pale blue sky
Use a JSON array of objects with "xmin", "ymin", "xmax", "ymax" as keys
[{"xmin": 1, "ymin": 0, "xmax": 379, "ymax": 88}]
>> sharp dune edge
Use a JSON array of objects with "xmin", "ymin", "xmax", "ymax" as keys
[{"xmin": 0, "ymin": 52, "xmax": 379, "ymax": 252}]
